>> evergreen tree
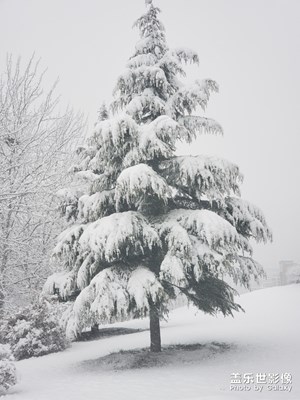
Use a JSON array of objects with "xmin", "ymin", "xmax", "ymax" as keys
[
  {"xmin": 44, "ymin": 0, "xmax": 272, "ymax": 352},
  {"xmin": 97, "ymin": 102, "xmax": 109, "ymax": 122}
]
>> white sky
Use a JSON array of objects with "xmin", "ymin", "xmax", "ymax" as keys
[{"xmin": 1, "ymin": 0, "xmax": 299, "ymax": 271}]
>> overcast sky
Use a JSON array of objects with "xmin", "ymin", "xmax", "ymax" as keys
[{"xmin": 1, "ymin": 0, "xmax": 299, "ymax": 271}]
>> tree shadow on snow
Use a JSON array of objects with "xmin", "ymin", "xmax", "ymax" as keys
[
  {"xmin": 76, "ymin": 327, "xmax": 144, "ymax": 342},
  {"xmin": 77, "ymin": 342, "xmax": 233, "ymax": 372}
]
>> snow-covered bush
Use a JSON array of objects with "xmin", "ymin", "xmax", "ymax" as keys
[
  {"xmin": 0, "ymin": 301, "xmax": 69, "ymax": 360},
  {"xmin": 0, "ymin": 344, "xmax": 17, "ymax": 393}
]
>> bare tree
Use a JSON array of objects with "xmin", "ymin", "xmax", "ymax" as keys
[{"xmin": 0, "ymin": 55, "xmax": 85, "ymax": 312}]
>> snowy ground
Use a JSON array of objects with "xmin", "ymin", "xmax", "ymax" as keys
[{"xmin": 5, "ymin": 284, "xmax": 300, "ymax": 400}]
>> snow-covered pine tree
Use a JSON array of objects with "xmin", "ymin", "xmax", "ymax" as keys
[
  {"xmin": 97, "ymin": 102, "xmax": 109, "ymax": 123},
  {"xmin": 44, "ymin": 0, "xmax": 272, "ymax": 352}
]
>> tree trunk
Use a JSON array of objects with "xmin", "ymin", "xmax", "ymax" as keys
[
  {"xmin": 149, "ymin": 301, "xmax": 161, "ymax": 352},
  {"xmin": 0, "ymin": 243, "xmax": 9, "ymax": 317},
  {"xmin": 91, "ymin": 324, "xmax": 99, "ymax": 333},
  {"xmin": 0, "ymin": 289, "xmax": 4, "ymax": 317}
]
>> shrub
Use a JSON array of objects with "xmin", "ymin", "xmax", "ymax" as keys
[
  {"xmin": 0, "ymin": 301, "xmax": 69, "ymax": 360},
  {"xmin": 0, "ymin": 344, "xmax": 17, "ymax": 393}
]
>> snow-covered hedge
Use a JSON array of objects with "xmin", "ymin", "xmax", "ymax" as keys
[
  {"xmin": 0, "ymin": 344, "xmax": 17, "ymax": 393},
  {"xmin": 0, "ymin": 301, "xmax": 69, "ymax": 360}
]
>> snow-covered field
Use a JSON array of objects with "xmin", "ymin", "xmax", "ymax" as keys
[{"xmin": 6, "ymin": 284, "xmax": 300, "ymax": 400}]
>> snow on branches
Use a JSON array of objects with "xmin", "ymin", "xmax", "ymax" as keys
[
  {"xmin": 166, "ymin": 79, "xmax": 219, "ymax": 118},
  {"xmin": 179, "ymin": 116, "xmax": 223, "ymax": 138},
  {"xmin": 43, "ymin": 271, "xmax": 77, "ymax": 300},
  {"xmin": 0, "ymin": 345, "xmax": 17, "ymax": 392},
  {"xmin": 68, "ymin": 267, "xmax": 130, "ymax": 337},
  {"xmin": 79, "ymin": 211, "xmax": 161, "ymax": 264},
  {"xmin": 223, "ymin": 197, "xmax": 272, "ymax": 242},
  {"xmin": 113, "ymin": 66, "xmax": 173, "ymax": 111},
  {"xmin": 133, "ymin": 2, "xmax": 166, "ymax": 43},
  {"xmin": 157, "ymin": 209, "xmax": 258, "ymax": 288},
  {"xmin": 53, "ymin": 224, "xmax": 85, "ymax": 263},
  {"xmin": 160, "ymin": 253, "xmax": 188, "ymax": 286},
  {"xmin": 115, "ymin": 164, "xmax": 171, "ymax": 210},
  {"xmin": 126, "ymin": 89, "xmax": 165, "ymax": 122},
  {"xmin": 139, "ymin": 116, "xmax": 184, "ymax": 159},
  {"xmin": 159, "ymin": 220, "xmax": 193, "ymax": 259},
  {"xmin": 164, "ymin": 209, "xmax": 251, "ymax": 254},
  {"xmin": 159, "ymin": 155, "xmax": 242, "ymax": 203},
  {"xmin": 78, "ymin": 190, "xmax": 115, "ymax": 222},
  {"xmin": 127, "ymin": 53, "xmax": 157, "ymax": 69},
  {"xmin": 127, "ymin": 266, "xmax": 165, "ymax": 310},
  {"xmin": 56, "ymin": 188, "xmax": 81, "ymax": 221},
  {"xmin": 66, "ymin": 265, "xmax": 165, "ymax": 339},
  {"xmin": 89, "ymin": 113, "xmax": 139, "ymax": 159},
  {"xmin": 172, "ymin": 47, "xmax": 199, "ymax": 65}
]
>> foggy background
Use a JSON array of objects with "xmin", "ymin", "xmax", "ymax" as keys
[{"xmin": 1, "ymin": 0, "xmax": 299, "ymax": 272}]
